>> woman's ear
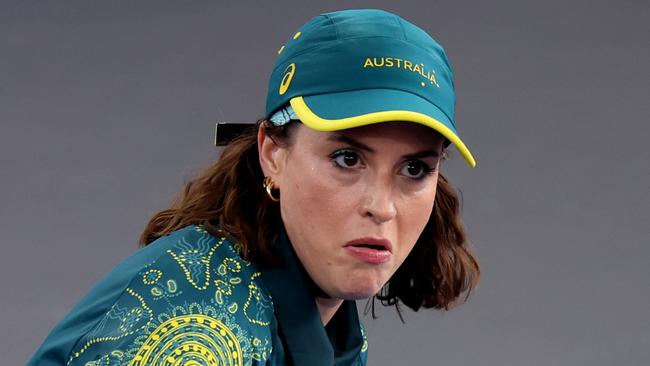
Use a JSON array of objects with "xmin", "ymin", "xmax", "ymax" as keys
[{"xmin": 257, "ymin": 122, "xmax": 286, "ymax": 178}]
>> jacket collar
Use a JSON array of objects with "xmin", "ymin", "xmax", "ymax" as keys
[{"xmin": 260, "ymin": 229, "xmax": 363, "ymax": 366}]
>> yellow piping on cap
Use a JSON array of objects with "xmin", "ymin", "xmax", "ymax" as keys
[{"xmin": 290, "ymin": 96, "xmax": 476, "ymax": 168}]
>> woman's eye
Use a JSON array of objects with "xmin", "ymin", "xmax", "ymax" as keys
[
  {"xmin": 331, "ymin": 150, "xmax": 362, "ymax": 169},
  {"xmin": 400, "ymin": 161, "xmax": 434, "ymax": 179}
]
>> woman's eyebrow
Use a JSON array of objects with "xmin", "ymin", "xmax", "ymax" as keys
[
  {"xmin": 327, "ymin": 134, "xmax": 440, "ymax": 159},
  {"xmin": 327, "ymin": 134, "xmax": 375, "ymax": 152},
  {"xmin": 402, "ymin": 150, "xmax": 440, "ymax": 159}
]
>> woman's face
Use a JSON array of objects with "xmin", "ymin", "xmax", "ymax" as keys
[{"xmin": 259, "ymin": 121, "xmax": 444, "ymax": 300}]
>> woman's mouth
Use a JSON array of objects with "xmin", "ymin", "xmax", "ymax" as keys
[{"xmin": 344, "ymin": 238, "xmax": 393, "ymax": 264}]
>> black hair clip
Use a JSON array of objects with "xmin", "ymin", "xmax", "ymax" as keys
[{"xmin": 214, "ymin": 122, "xmax": 255, "ymax": 146}]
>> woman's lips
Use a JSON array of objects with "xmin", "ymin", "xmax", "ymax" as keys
[{"xmin": 344, "ymin": 237, "xmax": 393, "ymax": 264}]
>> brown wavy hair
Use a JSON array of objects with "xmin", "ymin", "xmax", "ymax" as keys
[{"xmin": 140, "ymin": 119, "xmax": 480, "ymax": 312}]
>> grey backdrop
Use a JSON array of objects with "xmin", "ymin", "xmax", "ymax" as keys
[{"xmin": 2, "ymin": 0, "xmax": 649, "ymax": 365}]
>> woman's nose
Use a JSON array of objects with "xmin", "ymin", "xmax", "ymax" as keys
[{"xmin": 360, "ymin": 177, "xmax": 397, "ymax": 224}]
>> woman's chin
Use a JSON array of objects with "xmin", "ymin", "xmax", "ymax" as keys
[{"xmin": 335, "ymin": 279, "xmax": 385, "ymax": 300}]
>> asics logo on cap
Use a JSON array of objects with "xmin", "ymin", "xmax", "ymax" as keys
[{"xmin": 279, "ymin": 63, "xmax": 296, "ymax": 95}]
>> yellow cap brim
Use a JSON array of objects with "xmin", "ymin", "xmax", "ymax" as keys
[{"xmin": 290, "ymin": 96, "xmax": 476, "ymax": 168}]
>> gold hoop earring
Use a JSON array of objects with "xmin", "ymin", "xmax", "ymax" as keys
[{"xmin": 263, "ymin": 176, "xmax": 280, "ymax": 202}]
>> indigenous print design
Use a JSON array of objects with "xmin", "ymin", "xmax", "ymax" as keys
[
  {"xmin": 167, "ymin": 234, "xmax": 218, "ymax": 290},
  {"xmin": 131, "ymin": 314, "xmax": 242, "ymax": 365},
  {"xmin": 65, "ymin": 226, "xmax": 274, "ymax": 366}
]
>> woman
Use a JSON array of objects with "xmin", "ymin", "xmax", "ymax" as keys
[{"xmin": 29, "ymin": 9, "xmax": 479, "ymax": 366}]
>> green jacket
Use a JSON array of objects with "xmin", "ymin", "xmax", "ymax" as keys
[{"xmin": 28, "ymin": 225, "xmax": 368, "ymax": 365}]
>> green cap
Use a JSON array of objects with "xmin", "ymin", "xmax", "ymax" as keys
[{"xmin": 265, "ymin": 9, "xmax": 475, "ymax": 167}]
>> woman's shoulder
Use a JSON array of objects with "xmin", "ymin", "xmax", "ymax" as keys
[
  {"xmin": 28, "ymin": 225, "xmax": 276, "ymax": 366},
  {"xmin": 144, "ymin": 224, "xmax": 257, "ymax": 291}
]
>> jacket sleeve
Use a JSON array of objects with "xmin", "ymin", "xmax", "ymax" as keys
[{"xmin": 28, "ymin": 226, "xmax": 274, "ymax": 366}]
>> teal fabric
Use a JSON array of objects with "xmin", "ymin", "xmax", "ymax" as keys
[
  {"xmin": 28, "ymin": 225, "xmax": 368, "ymax": 365},
  {"xmin": 260, "ymin": 230, "xmax": 366, "ymax": 366}
]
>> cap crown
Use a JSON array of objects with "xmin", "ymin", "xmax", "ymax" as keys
[{"xmin": 266, "ymin": 9, "xmax": 456, "ymax": 128}]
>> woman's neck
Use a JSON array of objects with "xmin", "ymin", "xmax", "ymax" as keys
[{"xmin": 314, "ymin": 296, "xmax": 344, "ymax": 326}]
